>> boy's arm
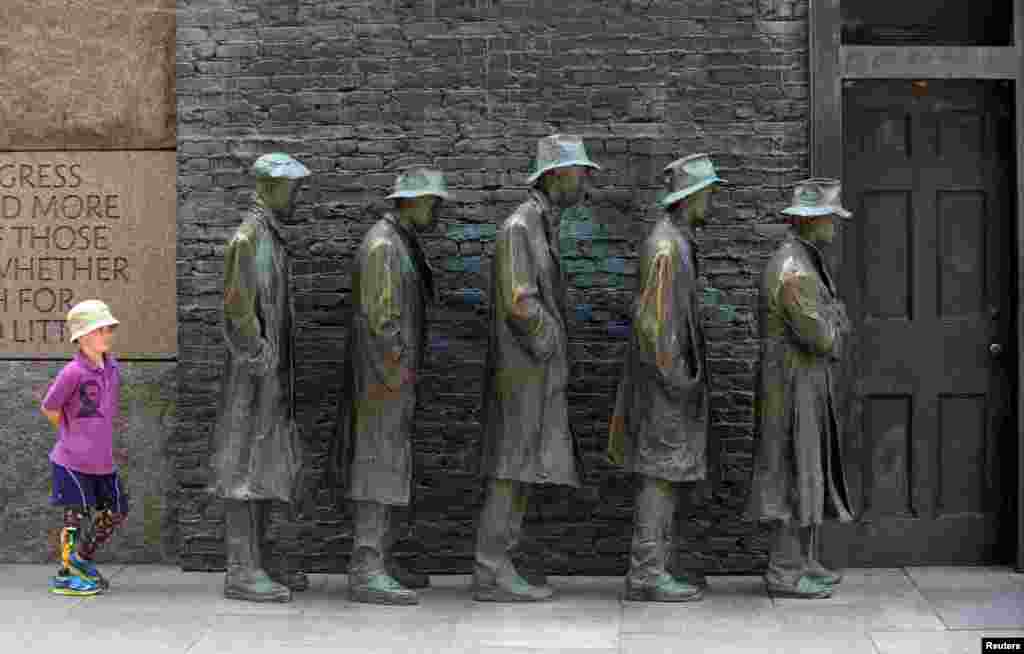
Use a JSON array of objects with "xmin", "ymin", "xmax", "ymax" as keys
[{"xmin": 41, "ymin": 365, "xmax": 77, "ymax": 429}]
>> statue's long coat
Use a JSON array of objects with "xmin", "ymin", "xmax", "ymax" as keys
[
  {"xmin": 608, "ymin": 217, "xmax": 712, "ymax": 484},
  {"xmin": 209, "ymin": 206, "xmax": 303, "ymax": 502},
  {"xmin": 334, "ymin": 214, "xmax": 433, "ymax": 506},
  {"xmin": 478, "ymin": 190, "xmax": 582, "ymax": 487},
  {"xmin": 745, "ymin": 236, "xmax": 854, "ymax": 526}
]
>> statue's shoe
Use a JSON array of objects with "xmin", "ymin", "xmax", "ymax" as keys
[
  {"xmin": 521, "ymin": 569, "xmax": 548, "ymax": 589},
  {"xmin": 764, "ymin": 575, "xmax": 833, "ymax": 599},
  {"xmin": 387, "ymin": 560, "xmax": 430, "ymax": 589},
  {"xmin": 349, "ymin": 573, "xmax": 419, "ymax": 606},
  {"xmin": 806, "ymin": 561, "xmax": 843, "ymax": 586},
  {"xmin": 625, "ymin": 573, "xmax": 704, "ymax": 602},
  {"xmin": 224, "ymin": 569, "xmax": 293, "ymax": 603},
  {"xmin": 270, "ymin": 570, "xmax": 310, "ymax": 592},
  {"xmin": 673, "ymin": 569, "xmax": 709, "ymax": 590},
  {"xmin": 473, "ymin": 571, "xmax": 553, "ymax": 602}
]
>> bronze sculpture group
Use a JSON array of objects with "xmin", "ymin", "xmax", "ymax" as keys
[{"xmin": 210, "ymin": 140, "xmax": 856, "ymax": 605}]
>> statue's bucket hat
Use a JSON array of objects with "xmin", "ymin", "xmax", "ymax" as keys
[
  {"xmin": 387, "ymin": 166, "xmax": 451, "ymax": 200},
  {"xmin": 252, "ymin": 152, "xmax": 311, "ymax": 180},
  {"xmin": 661, "ymin": 153, "xmax": 726, "ymax": 208},
  {"xmin": 780, "ymin": 178, "xmax": 852, "ymax": 219},
  {"xmin": 526, "ymin": 134, "xmax": 601, "ymax": 185}
]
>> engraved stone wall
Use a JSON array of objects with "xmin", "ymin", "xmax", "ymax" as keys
[{"xmin": 0, "ymin": 0, "xmax": 178, "ymax": 563}]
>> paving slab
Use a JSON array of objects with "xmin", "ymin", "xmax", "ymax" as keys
[
  {"xmin": 453, "ymin": 578, "xmax": 622, "ymax": 650},
  {"xmin": 190, "ymin": 613, "xmax": 457, "ymax": 654},
  {"xmin": 20, "ymin": 610, "xmax": 214, "ymax": 653},
  {"xmin": 454, "ymin": 603, "xmax": 622, "ymax": 650},
  {"xmin": 905, "ymin": 567, "xmax": 1024, "ymax": 593},
  {"xmin": 2, "ymin": 565, "xmax": 1022, "ymax": 652},
  {"xmin": 621, "ymin": 631, "xmax": 880, "ymax": 654},
  {"xmin": 769, "ymin": 568, "xmax": 946, "ymax": 632},
  {"xmin": 871, "ymin": 630, "xmax": 1024, "ymax": 654},
  {"xmin": 773, "ymin": 599, "xmax": 946, "ymax": 633},
  {"xmin": 924, "ymin": 590, "xmax": 1024, "ymax": 630},
  {"xmin": 902, "ymin": 567, "xmax": 1024, "ymax": 630}
]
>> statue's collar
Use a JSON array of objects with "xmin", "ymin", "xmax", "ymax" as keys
[
  {"xmin": 529, "ymin": 188, "xmax": 554, "ymax": 217},
  {"xmin": 663, "ymin": 213, "xmax": 697, "ymax": 241},
  {"xmin": 793, "ymin": 235, "xmax": 826, "ymax": 260},
  {"xmin": 529, "ymin": 188, "xmax": 559, "ymax": 242},
  {"xmin": 384, "ymin": 212, "xmax": 419, "ymax": 242},
  {"xmin": 253, "ymin": 204, "xmax": 288, "ymax": 243}
]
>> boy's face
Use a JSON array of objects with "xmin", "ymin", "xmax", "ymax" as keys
[{"xmin": 78, "ymin": 325, "xmax": 116, "ymax": 355}]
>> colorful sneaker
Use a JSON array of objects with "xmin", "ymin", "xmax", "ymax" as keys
[
  {"xmin": 50, "ymin": 574, "xmax": 101, "ymax": 596},
  {"xmin": 69, "ymin": 552, "xmax": 109, "ymax": 590}
]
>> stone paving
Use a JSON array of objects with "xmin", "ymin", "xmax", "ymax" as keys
[{"xmin": 2, "ymin": 565, "xmax": 1022, "ymax": 653}]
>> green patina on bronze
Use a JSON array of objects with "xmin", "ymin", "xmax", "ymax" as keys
[
  {"xmin": 745, "ymin": 178, "xmax": 855, "ymax": 597},
  {"xmin": 608, "ymin": 154, "xmax": 724, "ymax": 601},
  {"xmin": 209, "ymin": 152, "xmax": 312, "ymax": 604},
  {"xmin": 329, "ymin": 167, "xmax": 447, "ymax": 605},
  {"xmin": 472, "ymin": 135, "xmax": 598, "ymax": 602}
]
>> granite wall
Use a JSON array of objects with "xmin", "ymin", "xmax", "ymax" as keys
[
  {"xmin": 0, "ymin": 0, "xmax": 178, "ymax": 563},
  {"xmin": 175, "ymin": 0, "xmax": 811, "ymax": 575}
]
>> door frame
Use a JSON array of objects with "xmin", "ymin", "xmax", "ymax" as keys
[{"xmin": 809, "ymin": 0, "xmax": 1024, "ymax": 570}]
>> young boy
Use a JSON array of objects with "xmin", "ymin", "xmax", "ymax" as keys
[{"xmin": 42, "ymin": 300, "xmax": 129, "ymax": 596}]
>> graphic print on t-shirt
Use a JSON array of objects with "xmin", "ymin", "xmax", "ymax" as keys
[{"xmin": 77, "ymin": 380, "xmax": 103, "ymax": 418}]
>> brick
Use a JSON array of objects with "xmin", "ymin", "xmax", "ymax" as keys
[{"xmin": 170, "ymin": 0, "xmax": 810, "ymax": 576}]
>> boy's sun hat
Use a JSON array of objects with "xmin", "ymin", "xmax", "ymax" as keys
[{"xmin": 67, "ymin": 300, "xmax": 120, "ymax": 343}]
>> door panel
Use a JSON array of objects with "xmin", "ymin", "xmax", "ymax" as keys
[{"xmin": 822, "ymin": 80, "xmax": 1016, "ymax": 566}]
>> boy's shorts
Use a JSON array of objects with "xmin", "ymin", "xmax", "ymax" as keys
[{"xmin": 50, "ymin": 463, "xmax": 129, "ymax": 514}]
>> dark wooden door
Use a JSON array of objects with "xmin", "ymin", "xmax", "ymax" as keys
[{"xmin": 821, "ymin": 80, "xmax": 1017, "ymax": 566}]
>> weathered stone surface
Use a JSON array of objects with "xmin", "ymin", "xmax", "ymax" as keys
[
  {"xmin": 175, "ymin": 0, "xmax": 813, "ymax": 574},
  {"xmin": 0, "ymin": 151, "xmax": 177, "ymax": 357},
  {"xmin": 0, "ymin": 0, "xmax": 175, "ymax": 150},
  {"xmin": 0, "ymin": 360, "xmax": 178, "ymax": 563}
]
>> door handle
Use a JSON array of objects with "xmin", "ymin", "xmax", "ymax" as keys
[{"xmin": 990, "ymin": 343, "xmax": 1004, "ymax": 357}]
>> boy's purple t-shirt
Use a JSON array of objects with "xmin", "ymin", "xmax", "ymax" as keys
[{"xmin": 43, "ymin": 352, "xmax": 120, "ymax": 475}]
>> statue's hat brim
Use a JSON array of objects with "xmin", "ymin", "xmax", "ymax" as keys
[{"xmin": 661, "ymin": 177, "xmax": 726, "ymax": 208}]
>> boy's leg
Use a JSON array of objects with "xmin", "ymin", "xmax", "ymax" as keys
[
  {"xmin": 84, "ymin": 468, "xmax": 128, "ymax": 554},
  {"xmin": 88, "ymin": 508, "xmax": 127, "ymax": 554},
  {"xmin": 59, "ymin": 507, "xmax": 86, "ymax": 570},
  {"xmin": 67, "ymin": 470, "xmax": 127, "ymax": 588},
  {"xmin": 50, "ymin": 507, "xmax": 101, "ymax": 595}
]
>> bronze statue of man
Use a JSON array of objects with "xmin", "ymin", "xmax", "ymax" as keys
[
  {"xmin": 209, "ymin": 153, "xmax": 311, "ymax": 603},
  {"xmin": 473, "ymin": 134, "xmax": 600, "ymax": 602},
  {"xmin": 330, "ymin": 167, "xmax": 449, "ymax": 605},
  {"xmin": 746, "ymin": 178, "xmax": 855, "ymax": 599},
  {"xmin": 608, "ymin": 154, "xmax": 723, "ymax": 602}
]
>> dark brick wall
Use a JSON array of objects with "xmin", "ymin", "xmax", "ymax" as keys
[{"xmin": 175, "ymin": 0, "xmax": 812, "ymax": 575}]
